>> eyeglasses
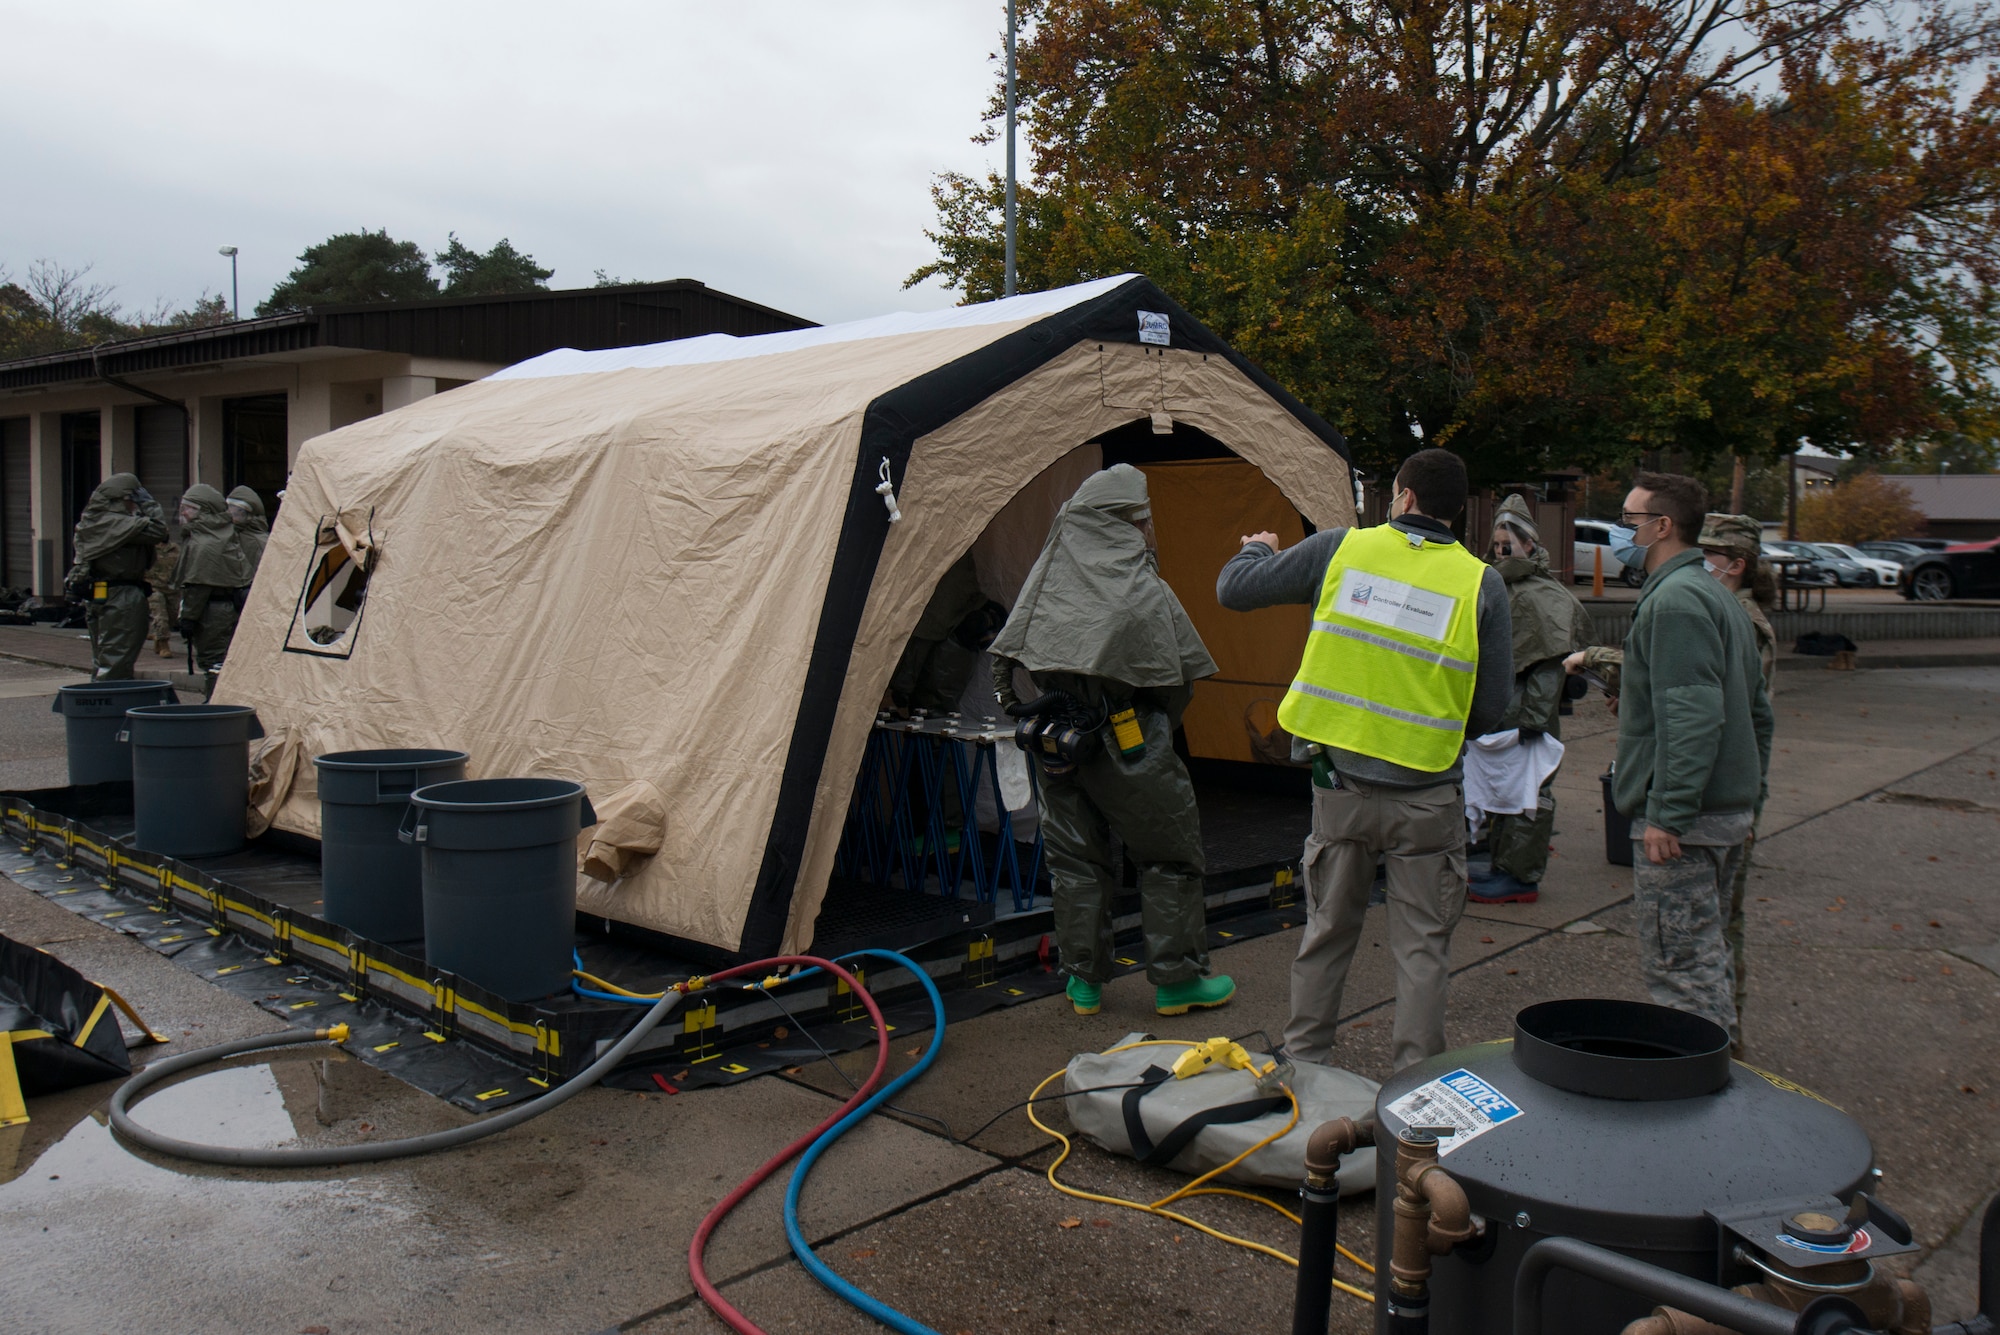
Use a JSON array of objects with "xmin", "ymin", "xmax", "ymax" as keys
[{"xmin": 1619, "ymin": 511, "xmax": 1665, "ymax": 528}]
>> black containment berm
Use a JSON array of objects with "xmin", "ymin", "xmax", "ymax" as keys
[
  {"xmin": 126, "ymin": 704, "xmax": 264, "ymax": 858},
  {"xmin": 52, "ymin": 679, "xmax": 177, "ymax": 784},
  {"xmin": 402, "ymin": 778, "xmax": 597, "ymax": 1002},
  {"xmin": 1373, "ymin": 998, "xmax": 1875, "ymax": 1334},
  {"xmin": 314, "ymin": 748, "xmax": 469, "ymax": 943}
]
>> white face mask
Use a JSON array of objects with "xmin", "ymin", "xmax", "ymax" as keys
[{"xmin": 1704, "ymin": 557, "xmax": 1729, "ymax": 579}]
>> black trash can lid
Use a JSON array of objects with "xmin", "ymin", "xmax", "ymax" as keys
[
  {"xmin": 315, "ymin": 748, "xmax": 469, "ymax": 770},
  {"xmin": 409, "ymin": 777, "xmax": 585, "ymax": 812}
]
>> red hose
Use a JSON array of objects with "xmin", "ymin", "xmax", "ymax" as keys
[{"xmin": 686, "ymin": 955, "xmax": 892, "ymax": 1335}]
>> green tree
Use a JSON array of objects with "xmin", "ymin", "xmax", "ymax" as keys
[
  {"xmin": 258, "ymin": 230, "xmax": 439, "ymax": 314},
  {"xmin": 436, "ymin": 234, "xmax": 553, "ymax": 297}
]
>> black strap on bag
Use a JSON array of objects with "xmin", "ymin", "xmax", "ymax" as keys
[{"xmin": 1118, "ymin": 1064, "xmax": 1290, "ymax": 1169}]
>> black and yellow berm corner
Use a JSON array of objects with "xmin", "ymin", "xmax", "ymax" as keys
[{"xmin": 1, "ymin": 932, "xmax": 164, "ymax": 1126}]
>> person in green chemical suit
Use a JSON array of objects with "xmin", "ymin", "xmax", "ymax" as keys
[
  {"xmin": 226, "ymin": 486, "xmax": 269, "ymax": 581},
  {"xmin": 67, "ymin": 473, "xmax": 168, "ymax": 680},
  {"xmin": 1468, "ymin": 494, "xmax": 1595, "ymax": 904},
  {"xmin": 988, "ymin": 464, "xmax": 1235, "ymax": 1018},
  {"xmin": 174, "ymin": 484, "xmax": 252, "ymax": 699}
]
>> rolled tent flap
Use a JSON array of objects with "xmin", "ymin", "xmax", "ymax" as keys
[
  {"xmin": 245, "ymin": 728, "xmax": 304, "ymax": 839},
  {"xmin": 578, "ymin": 779, "xmax": 668, "ymax": 883}
]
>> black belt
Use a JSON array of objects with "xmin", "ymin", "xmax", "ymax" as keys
[{"xmin": 1119, "ymin": 1064, "xmax": 1289, "ymax": 1168}]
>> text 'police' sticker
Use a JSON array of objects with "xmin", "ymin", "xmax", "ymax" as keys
[
  {"xmin": 1137, "ymin": 310, "xmax": 1171, "ymax": 346},
  {"xmin": 1383, "ymin": 1068, "xmax": 1523, "ymax": 1156}
]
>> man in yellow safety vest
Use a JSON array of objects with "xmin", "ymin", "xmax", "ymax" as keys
[{"xmin": 1217, "ymin": 448, "xmax": 1513, "ymax": 1072}]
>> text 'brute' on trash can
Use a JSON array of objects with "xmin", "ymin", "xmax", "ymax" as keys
[
  {"xmin": 314, "ymin": 748, "xmax": 469, "ymax": 944},
  {"xmin": 53, "ymin": 679, "xmax": 177, "ymax": 785},
  {"xmin": 125, "ymin": 704, "xmax": 263, "ymax": 858},
  {"xmin": 401, "ymin": 779, "xmax": 597, "ymax": 1002}
]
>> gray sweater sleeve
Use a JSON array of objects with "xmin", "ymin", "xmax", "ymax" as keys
[
  {"xmin": 1215, "ymin": 528, "xmax": 1347, "ymax": 610},
  {"xmin": 1466, "ymin": 567, "xmax": 1514, "ymax": 739}
]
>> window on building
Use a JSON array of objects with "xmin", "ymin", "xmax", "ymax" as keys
[
  {"xmin": 60, "ymin": 413, "xmax": 102, "ymax": 573},
  {"xmin": 223, "ymin": 394, "xmax": 287, "ymax": 520},
  {"xmin": 0, "ymin": 418, "xmax": 29, "ymax": 591},
  {"xmin": 135, "ymin": 405, "xmax": 188, "ymax": 540}
]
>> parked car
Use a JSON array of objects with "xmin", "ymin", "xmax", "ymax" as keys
[
  {"xmin": 1857, "ymin": 540, "xmax": 1935, "ymax": 565},
  {"xmin": 1573, "ymin": 519, "xmax": 1644, "ymax": 587},
  {"xmin": 1803, "ymin": 542, "xmax": 1901, "ymax": 587},
  {"xmin": 1900, "ymin": 536, "xmax": 2000, "ymax": 601},
  {"xmin": 1765, "ymin": 541, "xmax": 1842, "ymax": 586},
  {"xmin": 1763, "ymin": 542, "xmax": 1837, "ymax": 587}
]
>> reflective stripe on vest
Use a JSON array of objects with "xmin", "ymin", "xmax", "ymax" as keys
[{"xmin": 1276, "ymin": 524, "xmax": 1486, "ymax": 772}]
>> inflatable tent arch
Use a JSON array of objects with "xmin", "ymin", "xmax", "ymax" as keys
[{"xmin": 219, "ymin": 275, "xmax": 1355, "ymax": 958}]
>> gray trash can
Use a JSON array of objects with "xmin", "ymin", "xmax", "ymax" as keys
[
  {"xmin": 315, "ymin": 748, "xmax": 469, "ymax": 943},
  {"xmin": 125, "ymin": 704, "xmax": 264, "ymax": 858},
  {"xmin": 401, "ymin": 778, "xmax": 596, "ymax": 1001},
  {"xmin": 52, "ymin": 680, "xmax": 178, "ymax": 784}
]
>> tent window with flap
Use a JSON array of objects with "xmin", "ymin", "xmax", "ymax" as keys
[{"xmin": 220, "ymin": 275, "xmax": 1356, "ymax": 958}]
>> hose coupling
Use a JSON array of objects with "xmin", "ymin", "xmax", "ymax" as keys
[
  {"xmin": 1303, "ymin": 1116, "xmax": 1373, "ymax": 1191},
  {"xmin": 316, "ymin": 1024, "xmax": 350, "ymax": 1044}
]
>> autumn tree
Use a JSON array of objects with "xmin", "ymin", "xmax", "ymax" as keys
[
  {"xmin": 913, "ymin": 0, "xmax": 2000, "ymax": 485},
  {"xmin": 1796, "ymin": 470, "xmax": 1928, "ymax": 541}
]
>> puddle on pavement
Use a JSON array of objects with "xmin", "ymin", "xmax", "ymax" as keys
[{"xmin": 0, "ymin": 1051, "xmax": 425, "ymax": 1203}]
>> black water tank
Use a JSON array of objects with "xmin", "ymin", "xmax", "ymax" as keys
[{"xmin": 1373, "ymin": 999, "xmax": 1873, "ymax": 1334}]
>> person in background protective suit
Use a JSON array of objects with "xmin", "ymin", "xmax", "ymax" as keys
[
  {"xmin": 175, "ymin": 484, "xmax": 252, "ymax": 698},
  {"xmin": 145, "ymin": 533, "xmax": 182, "ymax": 657},
  {"xmin": 68, "ymin": 473, "xmax": 168, "ymax": 680},
  {"xmin": 888, "ymin": 552, "xmax": 992, "ymax": 716},
  {"xmin": 1469, "ymin": 494, "xmax": 1594, "ymax": 904},
  {"xmin": 226, "ymin": 486, "xmax": 269, "ymax": 580},
  {"xmin": 988, "ymin": 464, "xmax": 1234, "ymax": 1018}
]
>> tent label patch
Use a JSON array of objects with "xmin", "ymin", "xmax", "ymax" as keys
[
  {"xmin": 1383, "ymin": 1068, "xmax": 1522, "ymax": 1156},
  {"xmin": 1137, "ymin": 310, "xmax": 1171, "ymax": 346}
]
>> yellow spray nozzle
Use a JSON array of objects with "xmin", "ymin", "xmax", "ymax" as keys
[{"xmin": 320, "ymin": 1023, "xmax": 351, "ymax": 1044}]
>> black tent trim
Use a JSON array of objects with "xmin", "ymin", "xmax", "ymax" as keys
[{"xmin": 735, "ymin": 276, "xmax": 1349, "ymax": 957}]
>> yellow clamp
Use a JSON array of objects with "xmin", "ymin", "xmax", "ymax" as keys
[
  {"xmin": 1169, "ymin": 1037, "xmax": 1274, "ymax": 1082},
  {"xmin": 676, "ymin": 975, "xmax": 710, "ymax": 995},
  {"xmin": 317, "ymin": 1024, "xmax": 351, "ymax": 1044}
]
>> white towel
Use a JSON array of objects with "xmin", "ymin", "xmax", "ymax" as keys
[{"xmin": 1463, "ymin": 729, "xmax": 1566, "ymax": 825}]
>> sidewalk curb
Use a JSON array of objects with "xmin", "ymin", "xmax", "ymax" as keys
[{"xmin": 0, "ymin": 649, "xmax": 207, "ymax": 695}]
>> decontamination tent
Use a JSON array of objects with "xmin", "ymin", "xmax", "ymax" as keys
[{"xmin": 219, "ymin": 275, "xmax": 1356, "ymax": 957}]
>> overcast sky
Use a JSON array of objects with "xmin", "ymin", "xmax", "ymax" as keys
[{"xmin": 0, "ymin": 2, "xmax": 1008, "ymax": 326}]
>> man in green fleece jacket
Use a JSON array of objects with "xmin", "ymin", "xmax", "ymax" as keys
[{"xmin": 1613, "ymin": 472, "xmax": 1773, "ymax": 1049}]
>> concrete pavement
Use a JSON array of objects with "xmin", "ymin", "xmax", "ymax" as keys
[{"xmin": 2, "ymin": 666, "xmax": 1997, "ymax": 1334}]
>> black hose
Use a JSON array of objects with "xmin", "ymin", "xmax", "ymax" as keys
[
  {"xmin": 108, "ymin": 992, "xmax": 685, "ymax": 1167},
  {"xmin": 1290, "ymin": 1177, "xmax": 1342, "ymax": 1335}
]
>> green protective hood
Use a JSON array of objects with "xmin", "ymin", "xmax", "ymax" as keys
[
  {"xmin": 72, "ymin": 473, "xmax": 160, "ymax": 564},
  {"xmin": 988, "ymin": 464, "xmax": 1217, "ymax": 689},
  {"xmin": 1494, "ymin": 548, "xmax": 1593, "ymax": 669},
  {"xmin": 227, "ymin": 485, "xmax": 269, "ymax": 535},
  {"xmin": 175, "ymin": 483, "xmax": 252, "ymax": 587}
]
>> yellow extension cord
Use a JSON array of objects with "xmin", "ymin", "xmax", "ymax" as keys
[
  {"xmin": 1025, "ymin": 1039, "xmax": 1375, "ymax": 1305},
  {"xmin": 577, "ymin": 980, "xmax": 1374, "ymax": 1303}
]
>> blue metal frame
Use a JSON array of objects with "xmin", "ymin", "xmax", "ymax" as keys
[{"xmin": 834, "ymin": 717, "xmax": 1044, "ymax": 912}]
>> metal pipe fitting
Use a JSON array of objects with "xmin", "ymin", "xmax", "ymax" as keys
[
  {"xmin": 1621, "ymin": 1308, "xmax": 1741, "ymax": 1335},
  {"xmin": 1514, "ymin": 1236, "xmax": 1804, "ymax": 1335}
]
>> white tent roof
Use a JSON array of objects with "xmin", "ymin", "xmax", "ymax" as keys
[{"xmin": 490, "ymin": 276, "xmax": 1137, "ymax": 380}]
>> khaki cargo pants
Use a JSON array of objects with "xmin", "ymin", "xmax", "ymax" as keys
[{"xmin": 1285, "ymin": 774, "xmax": 1467, "ymax": 1073}]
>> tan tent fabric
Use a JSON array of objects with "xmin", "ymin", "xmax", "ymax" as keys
[
  {"xmin": 216, "ymin": 277, "xmax": 1353, "ymax": 955},
  {"xmin": 580, "ymin": 779, "xmax": 668, "ymax": 883}
]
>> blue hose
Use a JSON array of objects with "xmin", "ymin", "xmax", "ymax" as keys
[
  {"xmin": 571, "ymin": 952, "xmax": 826, "ymax": 1006},
  {"xmin": 782, "ymin": 948, "xmax": 947, "ymax": 1335}
]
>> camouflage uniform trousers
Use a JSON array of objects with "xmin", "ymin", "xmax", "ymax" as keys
[
  {"xmin": 1726, "ymin": 829, "xmax": 1756, "ymax": 1032},
  {"xmin": 1632, "ymin": 837, "xmax": 1745, "ymax": 1044},
  {"xmin": 1037, "ymin": 706, "xmax": 1209, "ymax": 988},
  {"xmin": 148, "ymin": 585, "xmax": 179, "ymax": 645},
  {"xmin": 85, "ymin": 585, "xmax": 150, "ymax": 680}
]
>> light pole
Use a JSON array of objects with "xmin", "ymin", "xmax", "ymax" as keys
[
  {"xmin": 218, "ymin": 246, "xmax": 239, "ymax": 320},
  {"xmin": 1004, "ymin": 0, "xmax": 1017, "ymax": 298}
]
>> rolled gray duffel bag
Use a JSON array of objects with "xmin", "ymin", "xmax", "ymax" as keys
[{"xmin": 1064, "ymin": 1031, "xmax": 1378, "ymax": 1194}]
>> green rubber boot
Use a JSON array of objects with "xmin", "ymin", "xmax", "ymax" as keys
[
  {"xmin": 1155, "ymin": 975, "xmax": 1235, "ymax": 1016},
  {"xmin": 1065, "ymin": 977, "xmax": 1102, "ymax": 1015}
]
